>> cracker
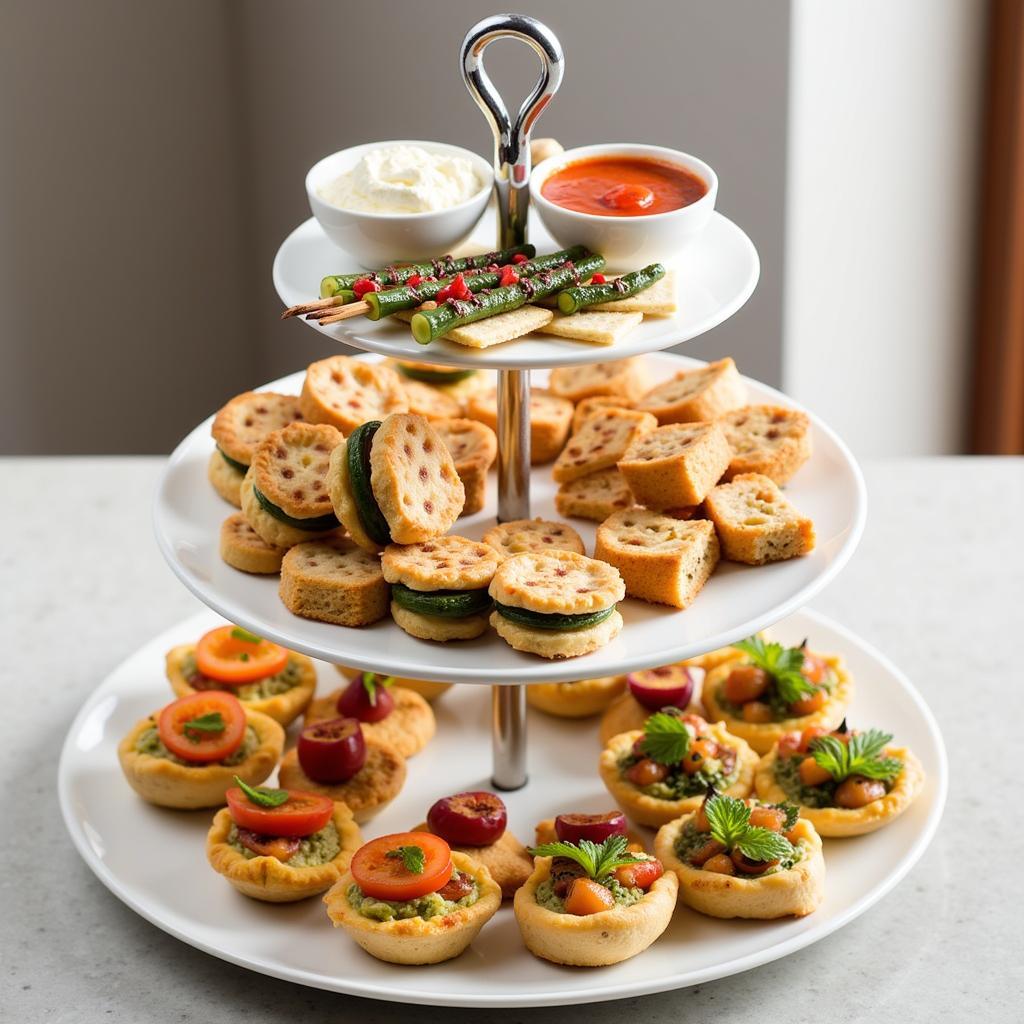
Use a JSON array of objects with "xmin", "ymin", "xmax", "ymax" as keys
[
  {"xmin": 466, "ymin": 388, "xmax": 573, "ymax": 464},
  {"xmin": 594, "ymin": 510, "xmax": 720, "ymax": 609},
  {"xmin": 635, "ymin": 357, "xmax": 746, "ymax": 425},
  {"xmin": 381, "ymin": 536, "xmax": 500, "ymax": 591},
  {"xmin": 482, "ymin": 518, "xmax": 585, "ymax": 559},
  {"xmin": 207, "ymin": 450, "xmax": 244, "ymax": 507},
  {"xmin": 432, "ymin": 417, "xmax": 497, "ymax": 517},
  {"xmin": 370, "ymin": 414, "xmax": 465, "ymax": 544},
  {"xmin": 489, "ymin": 550, "xmax": 624, "ymax": 615},
  {"xmin": 399, "ymin": 305, "xmax": 554, "ymax": 349},
  {"xmin": 548, "ymin": 358, "xmax": 649, "ymax": 403},
  {"xmin": 554, "ymin": 468, "xmax": 636, "ymax": 522},
  {"xmin": 536, "ymin": 310, "xmax": 643, "ymax": 346},
  {"xmin": 219, "ymin": 512, "xmax": 287, "ymax": 574},
  {"xmin": 719, "ymin": 404, "xmax": 811, "ymax": 485},
  {"xmin": 279, "ymin": 537, "xmax": 389, "ymax": 627},
  {"xmin": 400, "ymin": 378, "xmax": 463, "ymax": 420},
  {"xmin": 572, "ymin": 395, "xmax": 634, "ymax": 435},
  {"xmin": 299, "ymin": 356, "xmax": 408, "ymax": 435},
  {"xmin": 391, "ymin": 603, "xmax": 492, "ymax": 641},
  {"xmin": 251, "ymin": 421, "xmax": 343, "ymax": 520},
  {"xmin": 326, "ymin": 440, "xmax": 381, "ymax": 554},
  {"xmin": 590, "ymin": 272, "xmax": 678, "ymax": 315},
  {"xmin": 240, "ymin": 466, "xmax": 340, "ymax": 549},
  {"xmin": 552, "ymin": 408, "xmax": 657, "ymax": 484},
  {"xmin": 211, "ymin": 391, "xmax": 304, "ymax": 465},
  {"xmin": 490, "ymin": 608, "xmax": 623, "ymax": 659}
]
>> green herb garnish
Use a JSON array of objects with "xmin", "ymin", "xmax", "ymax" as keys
[
  {"xmin": 362, "ymin": 672, "xmax": 395, "ymax": 707},
  {"xmin": 704, "ymin": 794, "xmax": 797, "ymax": 863},
  {"xmin": 231, "ymin": 626, "xmax": 263, "ymax": 644},
  {"xmin": 811, "ymin": 728, "xmax": 902, "ymax": 783},
  {"xmin": 528, "ymin": 835, "xmax": 646, "ymax": 882},
  {"xmin": 639, "ymin": 712, "xmax": 692, "ymax": 765},
  {"xmin": 734, "ymin": 636, "xmax": 816, "ymax": 705},
  {"xmin": 385, "ymin": 845, "xmax": 425, "ymax": 873},
  {"xmin": 233, "ymin": 776, "xmax": 289, "ymax": 808},
  {"xmin": 183, "ymin": 711, "xmax": 225, "ymax": 738}
]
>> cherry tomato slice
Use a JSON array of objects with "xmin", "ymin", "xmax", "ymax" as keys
[
  {"xmin": 226, "ymin": 786, "xmax": 334, "ymax": 837},
  {"xmin": 195, "ymin": 626, "xmax": 288, "ymax": 684},
  {"xmin": 157, "ymin": 691, "xmax": 247, "ymax": 762},
  {"xmin": 350, "ymin": 832, "xmax": 453, "ymax": 901}
]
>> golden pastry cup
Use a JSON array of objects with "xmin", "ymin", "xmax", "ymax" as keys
[{"xmin": 525, "ymin": 674, "xmax": 626, "ymax": 719}]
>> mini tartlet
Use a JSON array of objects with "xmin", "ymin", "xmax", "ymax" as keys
[
  {"xmin": 702, "ymin": 637, "xmax": 853, "ymax": 754},
  {"xmin": 600, "ymin": 714, "xmax": 758, "ymax": 827},
  {"xmin": 207, "ymin": 789, "xmax": 361, "ymax": 902},
  {"xmin": 599, "ymin": 663, "xmax": 705, "ymax": 743},
  {"xmin": 754, "ymin": 725, "xmax": 926, "ymax": 837},
  {"xmin": 526, "ymin": 674, "xmax": 626, "ymax": 718},
  {"xmin": 165, "ymin": 633, "xmax": 315, "ymax": 728},
  {"xmin": 118, "ymin": 694, "xmax": 284, "ymax": 809},
  {"xmin": 655, "ymin": 794, "xmax": 825, "ymax": 919},
  {"xmin": 324, "ymin": 836, "xmax": 501, "ymax": 965}
]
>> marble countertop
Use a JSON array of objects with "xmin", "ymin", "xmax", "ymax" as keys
[{"xmin": 3, "ymin": 457, "xmax": 1021, "ymax": 1023}]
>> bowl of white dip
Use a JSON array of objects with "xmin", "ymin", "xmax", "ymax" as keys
[{"xmin": 307, "ymin": 141, "xmax": 494, "ymax": 267}]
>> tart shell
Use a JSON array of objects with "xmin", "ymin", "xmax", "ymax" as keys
[
  {"xmin": 323, "ymin": 851, "xmax": 502, "ymax": 964},
  {"xmin": 754, "ymin": 744, "xmax": 926, "ymax": 837},
  {"xmin": 206, "ymin": 802, "xmax": 361, "ymax": 902},
  {"xmin": 599, "ymin": 724, "xmax": 759, "ymax": 827},
  {"xmin": 599, "ymin": 690, "xmax": 705, "ymax": 745},
  {"xmin": 117, "ymin": 708, "xmax": 284, "ymax": 809},
  {"xmin": 411, "ymin": 821, "xmax": 533, "ymax": 899},
  {"xmin": 525, "ymin": 674, "xmax": 626, "ymax": 718},
  {"xmin": 304, "ymin": 685, "xmax": 436, "ymax": 758},
  {"xmin": 655, "ymin": 814, "xmax": 825, "ymax": 919}
]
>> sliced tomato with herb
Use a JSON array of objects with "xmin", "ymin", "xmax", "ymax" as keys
[
  {"xmin": 157, "ymin": 691, "xmax": 246, "ymax": 762},
  {"xmin": 226, "ymin": 782, "xmax": 334, "ymax": 837},
  {"xmin": 195, "ymin": 625, "xmax": 288, "ymax": 684},
  {"xmin": 350, "ymin": 831, "xmax": 453, "ymax": 901}
]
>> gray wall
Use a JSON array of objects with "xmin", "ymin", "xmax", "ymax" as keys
[{"xmin": 0, "ymin": 0, "xmax": 789, "ymax": 454}]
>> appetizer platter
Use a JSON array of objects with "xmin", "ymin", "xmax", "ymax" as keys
[{"xmin": 58, "ymin": 608, "xmax": 946, "ymax": 1006}]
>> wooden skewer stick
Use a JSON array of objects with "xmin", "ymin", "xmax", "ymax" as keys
[
  {"xmin": 318, "ymin": 301, "xmax": 372, "ymax": 326},
  {"xmin": 280, "ymin": 295, "xmax": 350, "ymax": 319}
]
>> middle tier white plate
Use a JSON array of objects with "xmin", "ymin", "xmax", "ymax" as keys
[{"xmin": 154, "ymin": 352, "xmax": 866, "ymax": 684}]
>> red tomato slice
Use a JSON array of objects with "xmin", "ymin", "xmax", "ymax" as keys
[
  {"xmin": 195, "ymin": 625, "xmax": 288, "ymax": 684},
  {"xmin": 226, "ymin": 786, "xmax": 334, "ymax": 837},
  {"xmin": 350, "ymin": 832, "xmax": 453, "ymax": 901},
  {"xmin": 157, "ymin": 691, "xmax": 247, "ymax": 762}
]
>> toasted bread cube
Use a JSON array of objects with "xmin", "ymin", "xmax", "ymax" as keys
[
  {"xmin": 618, "ymin": 422, "xmax": 731, "ymax": 509},
  {"xmin": 635, "ymin": 357, "xmax": 746, "ymax": 425},
  {"xmin": 572, "ymin": 395, "xmax": 634, "ymax": 434},
  {"xmin": 703, "ymin": 473, "xmax": 816, "ymax": 564},
  {"xmin": 554, "ymin": 468, "xmax": 636, "ymax": 522},
  {"xmin": 595, "ymin": 510, "xmax": 719, "ymax": 608},
  {"xmin": 552, "ymin": 408, "xmax": 657, "ymax": 484},
  {"xmin": 719, "ymin": 405, "xmax": 811, "ymax": 485},
  {"xmin": 548, "ymin": 358, "xmax": 649, "ymax": 403}
]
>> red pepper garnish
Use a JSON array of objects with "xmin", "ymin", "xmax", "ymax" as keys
[
  {"xmin": 406, "ymin": 274, "xmax": 423, "ymax": 288},
  {"xmin": 591, "ymin": 273, "xmax": 607, "ymax": 284},
  {"xmin": 484, "ymin": 263, "xmax": 500, "ymax": 273},
  {"xmin": 499, "ymin": 265, "xmax": 519, "ymax": 288},
  {"xmin": 511, "ymin": 253, "xmax": 528, "ymax": 265},
  {"xmin": 352, "ymin": 278, "xmax": 380, "ymax": 299},
  {"xmin": 447, "ymin": 273, "xmax": 471, "ymax": 300},
  {"xmin": 435, "ymin": 286, "xmax": 451, "ymax": 303}
]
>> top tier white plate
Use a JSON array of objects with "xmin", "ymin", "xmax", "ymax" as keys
[
  {"xmin": 272, "ymin": 211, "xmax": 759, "ymax": 370},
  {"xmin": 154, "ymin": 352, "xmax": 866, "ymax": 685}
]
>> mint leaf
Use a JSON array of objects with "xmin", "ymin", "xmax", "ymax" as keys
[
  {"xmin": 735, "ymin": 826, "xmax": 794, "ymax": 863},
  {"xmin": 231, "ymin": 626, "xmax": 263, "ymax": 644},
  {"xmin": 183, "ymin": 711, "xmax": 225, "ymax": 739},
  {"xmin": 233, "ymin": 776, "xmax": 289, "ymax": 808},
  {"xmin": 362, "ymin": 672, "xmax": 395, "ymax": 707},
  {"xmin": 734, "ymin": 636, "xmax": 816, "ymax": 705},
  {"xmin": 703, "ymin": 794, "xmax": 751, "ymax": 848},
  {"xmin": 528, "ymin": 835, "xmax": 645, "ymax": 881},
  {"xmin": 811, "ymin": 729, "xmax": 902, "ymax": 783},
  {"xmin": 640, "ymin": 711, "xmax": 692, "ymax": 765},
  {"xmin": 386, "ymin": 845, "xmax": 425, "ymax": 873}
]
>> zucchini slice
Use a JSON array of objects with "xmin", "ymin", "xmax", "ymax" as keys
[
  {"xmin": 494, "ymin": 602, "xmax": 616, "ymax": 632},
  {"xmin": 391, "ymin": 583, "xmax": 493, "ymax": 618},
  {"xmin": 217, "ymin": 447, "xmax": 249, "ymax": 475},
  {"xmin": 251, "ymin": 486, "xmax": 339, "ymax": 532},
  {"xmin": 346, "ymin": 421, "xmax": 392, "ymax": 547},
  {"xmin": 395, "ymin": 363, "xmax": 478, "ymax": 386}
]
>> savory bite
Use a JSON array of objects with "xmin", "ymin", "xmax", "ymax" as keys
[
  {"xmin": 466, "ymin": 388, "xmax": 573, "ymax": 464},
  {"xmin": 599, "ymin": 663, "xmax": 704, "ymax": 744},
  {"xmin": 305, "ymin": 671, "xmax": 435, "ymax": 759},
  {"xmin": 754, "ymin": 724, "xmax": 925, "ymax": 837},
  {"xmin": 207, "ymin": 781, "xmax": 361, "ymax": 902},
  {"xmin": 165, "ymin": 625, "xmax": 315, "ymax": 728},
  {"xmin": 552, "ymin": 408, "xmax": 657, "ymax": 484},
  {"xmin": 432, "ymin": 417, "xmax": 497, "ymax": 516},
  {"xmin": 398, "ymin": 378, "xmax": 463, "ymax": 421},
  {"xmin": 388, "ymin": 360, "xmax": 491, "ymax": 412},
  {"xmin": 482, "ymin": 517, "xmax": 585, "ymax": 559},
  {"xmin": 489, "ymin": 550, "xmax": 625, "ymax": 659},
  {"xmin": 526, "ymin": 673, "xmax": 626, "ymax": 718},
  {"xmin": 414, "ymin": 791, "xmax": 533, "ymax": 899},
  {"xmin": 655, "ymin": 792, "xmax": 825, "ymax": 919},
  {"xmin": 299, "ymin": 355, "xmax": 409, "ymax": 436},
  {"xmin": 335, "ymin": 664, "xmax": 452, "ymax": 702},
  {"xmin": 600, "ymin": 711, "xmax": 758, "ymax": 827},
  {"xmin": 571, "ymin": 395, "xmax": 634, "ymax": 434},
  {"xmin": 547, "ymin": 358, "xmax": 649, "ymax": 404},
  {"xmin": 382, "ymin": 536, "xmax": 501, "ymax": 642},
  {"xmin": 633, "ymin": 357, "xmax": 746, "ymax": 425},
  {"xmin": 219, "ymin": 513, "xmax": 288, "ymax": 574},
  {"xmin": 514, "ymin": 834, "xmax": 677, "ymax": 966},
  {"xmin": 701, "ymin": 636, "xmax": 853, "ymax": 754},
  {"xmin": 719, "ymin": 405, "xmax": 812, "ymax": 485},
  {"xmin": 554, "ymin": 467, "xmax": 635, "ymax": 522},
  {"xmin": 327, "ymin": 413, "xmax": 464, "ymax": 553},
  {"xmin": 118, "ymin": 691, "xmax": 284, "ymax": 809},
  {"xmin": 323, "ymin": 832, "xmax": 502, "ymax": 964}
]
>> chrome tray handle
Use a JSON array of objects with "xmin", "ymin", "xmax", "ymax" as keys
[{"xmin": 460, "ymin": 14, "xmax": 564, "ymax": 248}]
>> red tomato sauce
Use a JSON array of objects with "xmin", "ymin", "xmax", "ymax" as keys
[{"xmin": 541, "ymin": 156, "xmax": 707, "ymax": 216}]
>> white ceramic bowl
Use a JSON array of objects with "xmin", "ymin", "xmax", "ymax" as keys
[
  {"xmin": 306, "ymin": 140, "xmax": 493, "ymax": 268},
  {"xmin": 529, "ymin": 143, "xmax": 718, "ymax": 270}
]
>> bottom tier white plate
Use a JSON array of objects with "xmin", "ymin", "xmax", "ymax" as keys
[{"xmin": 59, "ymin": 608, "xmax": 945, "ymax": 1008}]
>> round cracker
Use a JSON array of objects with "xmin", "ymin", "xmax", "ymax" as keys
[
  {"xmin": 482, "ymin": 518, "xmax": 585, "ymax": 560},
  {"xmin": 489, "ymin": 550, "xmax": 624, "ymax": 614},
  {"xmin": 400, "ymin": 379, "xmax": 463, "ymax": 420},
  {"xmin": 207, "ymin": 450, "xmax": 244, "ymax": 507},
  {"xmin": 251, "ymin": 421, "xmax": 342, "ymax": 520},
  {"xmin": 219, "ymin": 513, "xmax": 286, "ymax": 574},
  {"xmin": 299, "ymin": 356, "xmax": 408, "ymax": 436},
  {"xmin": 491, "ymin": 608, "xmax": 623, "ymax": 659},
  {"xmin": 382, "ymin": 536, "xmax": 500, "ymax": 591},
  {"xmin": 432, "ymin": 418, "xmax": 498, "ymax": 472},
  {"xmin": 211, "ymin": 391, "xmax": 304, "ymax": 465},
  {"xmin": 391, "ymin": 603, "xmax": 491, "ymax": 641}
]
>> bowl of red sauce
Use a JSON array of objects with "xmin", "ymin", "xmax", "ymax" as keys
[{"xmin": 530, "ymin": 143, "xmax": 717, "ymax": 269}]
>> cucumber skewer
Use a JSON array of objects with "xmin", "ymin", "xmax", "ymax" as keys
[
  {"xmin": 363, "ymin": 246, "xmax": 590, "ymax": 321},
  {"xmin": 556, "ymin": 263, "xmax": 666, "ymax": 315},
  {"xmin": 319, "ymin": 244, "xmax": 536, "ymax": 298},
  {"xmin": 409, "ymin": 253, "xmax": 606, "ymax": 346}
]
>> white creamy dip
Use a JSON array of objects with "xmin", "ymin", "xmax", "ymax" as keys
[{"xmin": 318, "ymin": 145, "xmax": 483, "ymax": 214}]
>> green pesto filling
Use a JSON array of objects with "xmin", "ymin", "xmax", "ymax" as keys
[
  {"xmin": 182, "ymin": 651, "xmax": 303, "ymax": 701},
  {"xmin": 773, "ymin": 752, "xmax": 898, "ymax": 809},
  {"xmin": 227, "ymin": 821, "xmax": 340, "ymax": 867},
  {"xmin": 346, "ymin": 873, "xmax": 479, "ymax": 922},
  {"xmin": 672, "ymin": 819, "xmax": 805, "ymax": 876},
  {"xmin": 617, "ymin": 752, "xmax": 739, "ymax": 801},
  {"xmin": 534, "ymin": 877, "xmax": 645, "ymax": 914},
  {"xmin": 134, "ymin": 723, "xmax": 258, "ymax": 767}
]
